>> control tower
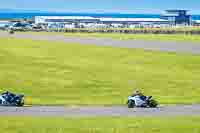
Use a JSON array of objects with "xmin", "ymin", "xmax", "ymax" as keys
[{"xmin": 161, "ymin": 10, "xmax": 191, "ymax": 25}]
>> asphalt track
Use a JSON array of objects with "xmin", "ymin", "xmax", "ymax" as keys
[
  {"xmin": 0, "ymin": 31, "xmax": 200, "ymax": 117},
  {"xmin": 0, "ymin": 105, "xmax": 200, "ymax": 117}
]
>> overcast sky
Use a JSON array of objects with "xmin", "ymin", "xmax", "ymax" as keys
[{"xmin": 1, "ymin": 0, "xmax": 200, "ymax": 14}]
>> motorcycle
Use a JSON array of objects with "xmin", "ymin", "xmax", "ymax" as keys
[
  {"xmin": 9, "ymin": 29, "xmax": 15, "ymax": 34},
  {"xmin": 127, "ymin": 95, "xmax": 158, "ymax": 108},
  {"xmin": 0, "ymin": 91, "xmax": 24, "ymax": 106}
]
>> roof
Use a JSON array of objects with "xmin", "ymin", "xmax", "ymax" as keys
[
  {"xmin": 161, "ymin": 14, "xmax": 179, "ymax": 17},
  {"xmin": 194, "ymin": 20, "xmax": 200, "ymax": 23},
  {"xmin": 100, "ymin": 18, "xmax": 168, "ymax": 22},
  {"xmin": 35, "ymin": 16, "xmax": 168, "ymax": 22},
  {"xmin": 0, "ymin": 20, "xmax": 10, "ymax": 23},
  {"xmin": 35, "ymin": 16, "xmax": 98, "ymax": 20},
  {"xmin": 165, "ymin": 9, "xmax": 189, "ymax": 12}
]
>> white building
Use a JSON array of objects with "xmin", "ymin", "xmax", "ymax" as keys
[
  {"xmin": 35, "ymin": 16, "xmax": 169, "ymax": 28},
  {"xmin": 193, "ymin": 20, "xmax": 200, "ymax": 26}
]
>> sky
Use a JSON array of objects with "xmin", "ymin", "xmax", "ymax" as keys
[{"xmin": 0, "ymin": 0, "xmax": 200, "ymax": 14}]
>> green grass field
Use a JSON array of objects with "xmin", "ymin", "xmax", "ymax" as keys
[
  {"xmin": 26, "ymin": 31, "xmax": 200, "ymax": 42},
  {"xmin": 0, "ymin": 37, "xmax": 200, "ymax": 105},
  {"xmin": 1, "ymin": 117, "xmax": 200, "ymax": 133}
]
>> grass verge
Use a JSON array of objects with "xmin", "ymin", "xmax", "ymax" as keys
[
  {"xmin": 24, "ymin": 31, "xmax": 200, "ymax": 43},
  {"xmin": 0, "ymin": 116, "xmax": 200, "ymax": 133}
]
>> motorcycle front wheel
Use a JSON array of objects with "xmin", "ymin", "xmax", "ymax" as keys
[
  {"xmin": 128, "ymin": 100, "xmax": 135, "ymax": 108},
  {"xmin": 16, "ymin": 98, "xmax": 25, "ymax": 107},
  {"xmin": 148, "ymin": 99, "xmax": 158, "ymax": 108}
]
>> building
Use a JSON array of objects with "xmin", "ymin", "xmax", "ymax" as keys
[
  {"xmin": 161, "ymin": 10, "xmax": 191, "ymax": 26},
  {"xmin": 192, "ymin": 20, "xmax": 200, "ymax": 26},
  {"xmin": 0, "ymin": 21, "xmax": 12, "ymax": 28},
  {"xmin": 35, "ymin": 16, "xmax": 169, "ymax": 28}
]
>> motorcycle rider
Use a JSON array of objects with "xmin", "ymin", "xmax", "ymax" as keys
[
  {"xmin": 131, "ymin": 89, "xmax": 148, "ymax": 107},
  {"xmin": 131, "ymin": 89, "xmax": 147, "ymax": 100}
]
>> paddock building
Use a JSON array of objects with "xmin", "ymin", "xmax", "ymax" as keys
[{"xmin": 35, "ymin": 17, "xmax": 171, "ymax": 28}]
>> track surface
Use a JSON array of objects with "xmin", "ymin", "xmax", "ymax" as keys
[
  {"xmin": 0, "ymin": 105, "xmax": 200, "ymax": 117},
  {"xmin": 0, "ymin": 31, "xmax": 200, "ymax": 116},
  {"xmin": 0, "ymin": 31, "xmax": 200, "ymax": 54}
]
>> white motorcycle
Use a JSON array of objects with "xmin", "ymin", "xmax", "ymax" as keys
[{"xmin": 127, "ymin": 95, "xmax": 158, "ymax": 108}]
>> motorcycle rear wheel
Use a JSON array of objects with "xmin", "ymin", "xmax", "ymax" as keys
[{"xmin": 128, "ymin": 100, "xmax": 135, "ymax": 108}]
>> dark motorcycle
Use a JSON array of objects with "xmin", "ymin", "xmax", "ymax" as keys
[
  {"xmin": 0, "ymin": 91, "xmax": 24, "ymax": 106},
  {"xmin": 8, "ymin": 29, "xmax": 15, "ymax": 34}
]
